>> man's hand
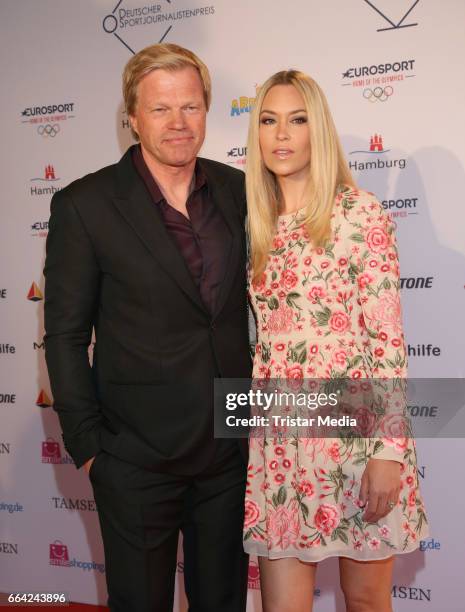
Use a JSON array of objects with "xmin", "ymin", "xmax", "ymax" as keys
[
  {"xmin": 360, "ymin": 458, "xmax": 401, "ymax": 523},
  {"xmin": 83, "ymin": 456, "xmax": 96, "ymax": 475}
]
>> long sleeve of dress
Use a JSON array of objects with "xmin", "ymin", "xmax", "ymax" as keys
[{"xmin": 344, "ymin": 189, "xmax": 409, "ymax": 463}]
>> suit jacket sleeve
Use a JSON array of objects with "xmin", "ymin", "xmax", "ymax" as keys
[{"xmin": 43, "ymin": 188, "xmax": 103, "ymax": 469}]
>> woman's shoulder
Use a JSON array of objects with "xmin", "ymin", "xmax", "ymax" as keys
[{"xmin": 333, "ymin": 185, "xmax": 388, "ymax": 227}]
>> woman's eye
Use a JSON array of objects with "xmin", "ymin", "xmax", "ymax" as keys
[
  {"xmin": 260, "ymin": 117, "xmax": 275, "ymax": 125},
  {"xmin": 292, "ymin": 116, "xmax": 307, "ymax": 124}
]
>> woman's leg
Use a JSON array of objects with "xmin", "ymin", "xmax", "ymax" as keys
[
  {"xmin": 339, "ymin": 556, "xmax": 394, "ymax": 612},
  {"xmin": 259, "ymin": 557, "xmax": 317, "ymax": 612}
]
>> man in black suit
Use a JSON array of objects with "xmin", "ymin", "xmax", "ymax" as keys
[{"xmin": 44, "ymin": 43, "xmax": 251, "ymax": 612}]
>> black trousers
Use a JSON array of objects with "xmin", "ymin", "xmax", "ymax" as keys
[{"xmin": 90, "ymin": 443, "xmax": 248, "ymax": 612}]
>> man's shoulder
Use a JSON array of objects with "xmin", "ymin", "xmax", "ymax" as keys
[{"xmin": 58, "ymin": 160, "xmax": 119, "ymax": 204}]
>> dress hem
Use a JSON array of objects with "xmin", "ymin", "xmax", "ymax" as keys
[{"xmin": 243, "ymin": 540, "xmax": 426, "ymax": 564}]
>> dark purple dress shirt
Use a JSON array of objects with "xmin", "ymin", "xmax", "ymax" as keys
[{"xmin": 132, "ymin": 145, "xmax": 231, "ymax": 315}]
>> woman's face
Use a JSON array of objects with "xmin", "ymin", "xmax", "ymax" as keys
[{"xmin": 258, "ymin": 84, "xmax": 311, "ymax": 180}]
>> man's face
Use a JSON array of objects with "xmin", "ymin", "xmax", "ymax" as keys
[{"xmin": 130, "ymin": 66, "xmax": 207, "ymax": 168}]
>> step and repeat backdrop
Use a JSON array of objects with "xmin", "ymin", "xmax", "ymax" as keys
[{"xmin": 1, "ymin": 0, "xmax": 464, "ymax": 609}]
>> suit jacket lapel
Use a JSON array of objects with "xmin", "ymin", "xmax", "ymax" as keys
[
  {"xmin": 201, "ymin": 161, "xmax": 243, "ymax": 320},
  {"xmin": 112, "ymin": 147, "xmax": 208, "ymax": 314}
]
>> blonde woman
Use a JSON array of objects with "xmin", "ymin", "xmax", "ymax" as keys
[{"xmin": 243, "ymin": 70, "xmax": 428, "ymax": 612}]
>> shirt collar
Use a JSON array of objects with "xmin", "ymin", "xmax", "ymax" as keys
[{"xmin": 132, "ymin": 144, "xmax": 207, "ymax": 205}]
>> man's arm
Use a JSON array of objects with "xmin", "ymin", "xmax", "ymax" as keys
[{"xmin": 44, "ymin": 189, "xmax": 103, "ymax": 469}]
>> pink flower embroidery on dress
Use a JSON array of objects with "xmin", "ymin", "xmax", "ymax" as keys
[
  {"xmin": 268, "ymin": 302, "xmax": 294, "ymax": 335},
  {"xmin": 313, "ymin": 503, "xmax": 341, "ymax": 536},
  {"xmin": 267, "ymin": 500, "xmax": 301, "ymax": 549},
  {"xmin": 365, "ymin": 291, "xmax": 402, "ymax": 334}
]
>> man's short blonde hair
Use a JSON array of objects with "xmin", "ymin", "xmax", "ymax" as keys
[{"xmin": 122, "ymin": 43, "xmax": 211, "ymax": 139}]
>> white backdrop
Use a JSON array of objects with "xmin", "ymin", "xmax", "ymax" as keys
[{"xmin": 1, "ymin": 0, "xmax": 464, "ymax": 609}]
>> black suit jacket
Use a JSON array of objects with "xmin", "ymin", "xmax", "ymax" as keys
[{"xmin": 43, "ymin": 146, "xmax": 252, "ymax": 473}]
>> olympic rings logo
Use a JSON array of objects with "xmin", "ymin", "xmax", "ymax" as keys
[
  {"xmin": 363, "ymin": 86, "xmax": 394, "ymax": 102},
  {"xmin": 38, "ymin": 123, "xmax": 60, "ymax": 138}
]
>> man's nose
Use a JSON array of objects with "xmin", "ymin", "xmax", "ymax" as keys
[{"xmin": 167, "ymin": 109, "xmax": 187, "ymax": 129}]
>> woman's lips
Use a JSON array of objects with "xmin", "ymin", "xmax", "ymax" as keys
[{"xmin": 273, "ymin": 148, "xmax": 294, "ymax": 159}]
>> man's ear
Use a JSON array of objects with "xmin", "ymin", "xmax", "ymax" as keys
[{"xmin": 129, "ymin": 114, "xmax": 138, "ymax": 137}]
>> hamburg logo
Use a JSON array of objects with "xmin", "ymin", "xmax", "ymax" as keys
[
  {"xmin": 31, "ymin": 165, "xmax": 59, "ymax": 182},
  {"xmin": 30, "ymin": 165, "xmax": 62, "ymax": 196},
  {"xmin": 21, "ymin": 104, "xmax": 75, "ymax": 138},
  {"xmin": 350, "ymin": 134, "xmax": 390, "ymax": 154},
  {"xmin": 227, "ymin": 146, "xmax": 247, "ymax": 167},
  {"xmin": 362, "ymin": 0, "xmax": 420, "ymax": 33},
  {"xmin": 36, "ymin": 390, "xmax": 52, "ymax": 409},
  {"xmin": 49, "ymin": 540, "xmax": 70, "ymax": 567},
  {"xmin": 348, "ymin": 135, "xmax": 406, "ymax": 172},
  {"xmin": 102, "ymin": 0, "xmax": 216, "ymax": 54},
  {"xmin": 27, "ymin": 282, "xmax": 43, "ymax": 302},
  {"xmin": 248, "ymin": 561, "xmax": 260, "ymax": 590}
]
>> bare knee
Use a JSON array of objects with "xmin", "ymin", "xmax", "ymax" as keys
[{"xmin": 341, "ymin": 583, "xmax": 392, "ymax": 612}]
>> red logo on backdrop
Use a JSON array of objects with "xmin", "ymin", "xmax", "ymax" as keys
[
  {"xmin": 248, "ymin": 560, "xmax": 261, "ymax": 590},
  {"xmin": 45, "ymin": 165, "xmax": 56, "ymax": 180},
  {"xmin": 27, "ymin": 282, "xmax": 43, "ymax": 302},
  {"xmin": 370, "ymin": 134, "xmax": 384, "ymax": 152},
  {"xmin": 42, "ymin": 438, "xmax": 61, "ymax": 463},
  {"xmin": 36, "ymin": 390, "xmax": 52, "ymax": 408},
  {"xmin": 349, "ymin": 135, "xmax": 391, "ymax": 156},
  {"xmin": 49, "ymin": 540, "xmax": 70, "ymax": 567}
]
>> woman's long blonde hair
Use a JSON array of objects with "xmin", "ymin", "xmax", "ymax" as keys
[{"xmin": 246, "ymin": 70, "xmax": 355, "ymax": 282}]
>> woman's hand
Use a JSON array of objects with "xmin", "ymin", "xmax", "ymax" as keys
[{"xmin": 360, "ymin": 458, "xmax": 401, "ymax": 523}]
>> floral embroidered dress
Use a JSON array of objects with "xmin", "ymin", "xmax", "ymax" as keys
[{"xmin": 243, "ymin": 187, "xmax": 428, "ymax": 562}]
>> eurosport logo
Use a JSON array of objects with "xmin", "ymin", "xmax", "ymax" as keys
[
  {"xmin": 21, "ymin": 104, "xmax": 76, "ymax": 138},
  {"xmin": 348, "ymin": 135, "xmax": 407, "ymax": 172},
  {"xmin": 362, "ymin": 0, "xmax": 420, "ymax": 33},
  {"xmin": 30, "ymin": 221, "xmax": 49, "ymax": 238},
  {"xmin": 102, "ymin": 1, "xmax": 216, "ymax": 54},
  {"xmin": 49, "ymin": 540, "xmax": 105, "ymax": 573},
  {"xmin": 30, "ymin": 165, "xmax": 62, "ymax": 197},
  {"xmin": 341, "ymin": 59, "xmax": 416, "ymax": 102},
  {"xmin": 382, "ymin": 196, "xmax": 419, "ymax": 221},
  {"xmin": 227, "ymin": 146, "xmax": 247, "ymax": 167}
]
